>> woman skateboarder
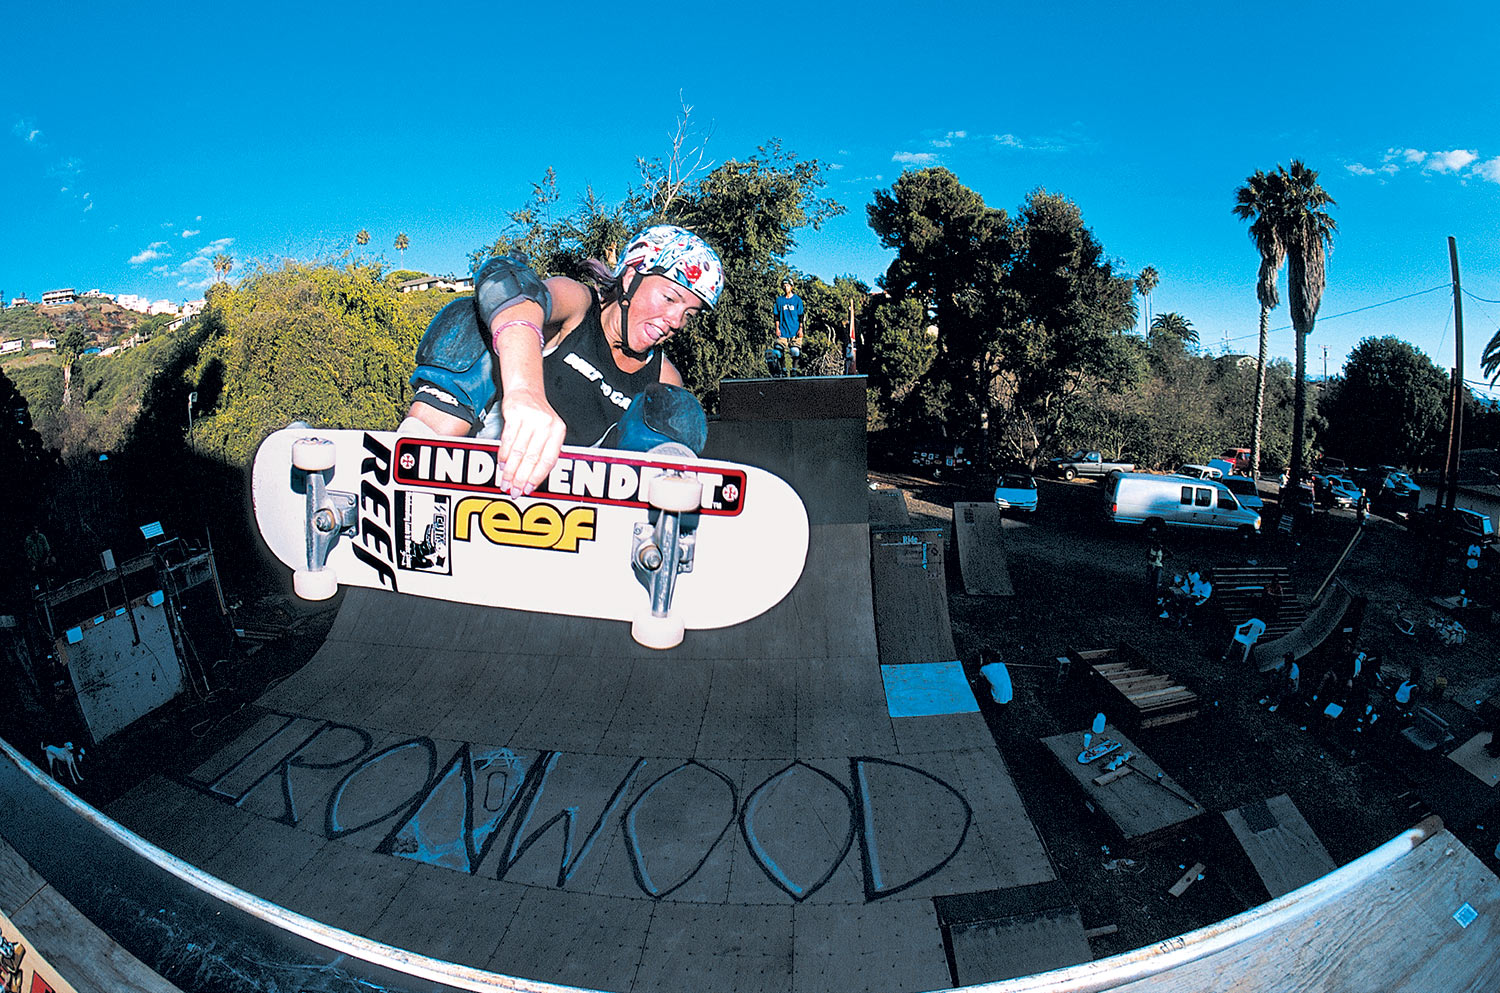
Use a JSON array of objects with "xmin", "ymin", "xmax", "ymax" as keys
[{"xmin": 402, "ymin": 225, "xmax": 725, "ymax": 497}]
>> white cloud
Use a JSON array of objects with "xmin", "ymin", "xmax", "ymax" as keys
[
  {"xmin": 152, "ymin": 264, "xmax": 169, "ymax": 274},
  {"xmin": 827, "ymin": 162, "xmax": 844, "ymax": 171},
  {"xmin": 931, "ymin": 139, "xmax": 952, "ymax": 148},
  {"xmin": 1426, "ymin": 149, "xmax": 1477, "ymax": 173},
  {"xmin": 48, "ymin": 157, "xmax": 82, "ymax": 178},
  {"xmin": 182, "ymin": 229, "xmax": 201, "ymax": 238},
  {"xmin": 1362, "ymin": 145, "xmax": 1493, "ymax": 181},
  {"xmin": 947, "ymin": 130, "xmax": 967, "ymax": 139},
  {"xmin": 892, "ymin": 151, "xmax": 937, "ymax": 165},
  {"xmin": 993, "ymin": 133, "xmax": 1024, "ymax": 148},
  {"xmin": 12, "ymin": 119, "xmax": 42, "ymax": 144},
  {"xmin": 196, "ymin": 237, "xmax": 234, "ymax": 256},
  {"xmin": 129, "ymin": 241, "xmax": 170, "ymax": 265},
  {"xmin": 1474, "ymin": 158, "xmax": 1500, "ymax": 184}
]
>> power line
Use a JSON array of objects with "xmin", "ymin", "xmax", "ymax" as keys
[
  {"xmin": 1262, "ymin": 284, "xmax": 1451, "ymax": 335},
  {"xmin": 1463, "ymin": 287, "xmax": 1500, "ymax": 306},
  {"xmin": 1217, "ymin": 283, "xmax": 1452, "ymax": 348}
]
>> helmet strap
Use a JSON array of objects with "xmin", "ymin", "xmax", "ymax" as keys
[{"xmin": 613, "ymin": 269, "xmax": 654, "ymax": 361}]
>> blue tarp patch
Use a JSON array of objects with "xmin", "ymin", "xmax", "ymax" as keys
[{"xmin": 881, "ymin": 661, "xmax": 979, "ymax": 718}]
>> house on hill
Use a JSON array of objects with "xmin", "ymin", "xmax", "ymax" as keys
[
  {"xmin": 398, "ymin": 275, "xmax": 474, "ymax": 294},
  {"xmin": 42, "ymin": 288, "xmax": 77, "ymax": 306}
]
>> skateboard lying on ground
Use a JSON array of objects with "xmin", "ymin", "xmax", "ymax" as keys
[{"xmin": 251, "ymin": 426, "xmax": 810, "ymax": 649}]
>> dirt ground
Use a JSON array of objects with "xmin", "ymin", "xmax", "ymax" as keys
[{"xmin": 872, "ymin": 466, "xmax": 1500, "ymax": 958}]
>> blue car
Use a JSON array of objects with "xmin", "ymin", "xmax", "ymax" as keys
[{"xmin": 993, "ymin": 473, "xmax": 1039, "ymax": 513}]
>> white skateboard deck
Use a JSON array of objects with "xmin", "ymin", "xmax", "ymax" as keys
[{"xmin": 252, "ymin": 427, "xmax": 809, "ymax": 646}]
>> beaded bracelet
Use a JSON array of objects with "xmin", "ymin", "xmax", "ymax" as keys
[{"xmin": 493, "ymin": 319, "xmax": 546, "ymax": 352}]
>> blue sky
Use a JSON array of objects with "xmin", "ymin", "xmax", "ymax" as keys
[{"xmin": 5, "ymin": 1, "xmax": 1499, "ymax": 390}]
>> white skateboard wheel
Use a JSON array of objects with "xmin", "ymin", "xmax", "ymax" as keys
[
  {"xmin": 644, "ymin": 473, "xmax": 702, "ymax": 513},
  {"xmin": 293, "ymin": 568, "xmax": 339, "ymax": 600},
  {"xmin": 632, "ymin": 610, "xmax": 685, "ymax": 650},
  {"xmin": 292, "ymin": 438, "xmax": 336, "ymax": 472}
]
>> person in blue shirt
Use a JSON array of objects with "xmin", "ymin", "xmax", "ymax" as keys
[{"xmin": 772, "ymin": 278, "xmax": 803, "ymax": 375}]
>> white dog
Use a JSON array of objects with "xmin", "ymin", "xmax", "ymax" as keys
[{"xmin": 42, "ymin": 741, "xmax": 85, "ymax": 784}]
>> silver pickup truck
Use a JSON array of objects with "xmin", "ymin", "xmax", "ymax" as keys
[{"xmin": 1046, "ymin": 450, "xmax": 1136, "ymax": 481}]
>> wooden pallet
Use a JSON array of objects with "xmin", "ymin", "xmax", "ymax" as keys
[{"xmin": 1072, "ymin": 645, "xmax": 1200, "ymax": 730}]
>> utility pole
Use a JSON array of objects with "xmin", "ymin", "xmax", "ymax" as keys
[
  {"xmin": 1321, "ymin": 345, "xmax": 1328, "ymax": 381},
  {"xmin": 1445, "ymin": 237, "xmax": 1465, "ymax": 510}
]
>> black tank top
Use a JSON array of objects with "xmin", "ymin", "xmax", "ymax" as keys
[{"xmin": 542, "ymin": 295, "xmax": 662, "ymax": 447}]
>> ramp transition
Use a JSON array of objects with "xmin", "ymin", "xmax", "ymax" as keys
[{"xmin": 102, "ymin": 377, "xmax": 1055, "ymax": 993}]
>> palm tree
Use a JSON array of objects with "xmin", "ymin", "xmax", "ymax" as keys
[
  {"xmin": 1136, "ymin": 266, "xmax": 1159, "ymax": 336},
  {"xmin": 1275, "ymin": 161, "xmax": 1338, "ymax": 493},
  {"xmin": 212, "ymin": 253, "xmax": 234, "ymax": 283},
  {"xmin": 1232, "ymin": 168, "xmax": 1289, "ymax": 481},
  {"xmin": 1150, "ymin": 312, "xmax": 1198, "ymax": 349},
  {"xmin": 394, "ymin": 232, "xmax": 409, "ymax": 263},
  {"xmin": 356, "ymin": 228, "xmax": 371, "ymax": 248}
]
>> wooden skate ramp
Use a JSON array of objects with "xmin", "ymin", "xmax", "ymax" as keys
[
  {"xmin": 953, "ymin": 501, "xmax": 1015, "ymax": 596},
  {"xmin": 93, "ymin": 377, "xmax": 1060, "ymax": 993},
  {"xmin": 870, "ymin": 527, "xmax": 958, "ymax": 666},
  {"xmin": 5, "ymin": 377, "xmax": 1500, "ymax": 991}
]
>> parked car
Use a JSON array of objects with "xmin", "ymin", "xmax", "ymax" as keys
[
  {"xmin": 1045, "ymin": 450, "xmax": 1136, "ymax": 480},
  {"xmin": 993, "ymin": 473, "xmax": 1039, "ymax": 513},
  {"xmin": 1175, "ymin": 464, "xmax": 1223, "ymax": 480},
  {"xmin": 1221, "ymin": 475, "xmax": 1264, "ymax": 514},
  {"xmin": 1412, "ymin": 504, "xmax": 1497, "ymax": 546},
  {"xmin": 1315, "ymin": 474, "xmax": 1361, "ymax": 509},
  {"xmin": 1381, "ymin": 469, "xmax": 1419, "ymax": 499},
  {"xmin": 1220, "ymin": 447, "xmax": 1253, "ymax": 473},
  {"xmin": 1103, "ymin": 472, "xmax": 1260, "ymax": 536}
]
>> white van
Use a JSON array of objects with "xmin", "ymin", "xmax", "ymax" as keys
[{"xmin": 1104, "ymin": 472, "xmax": 1261, "ymax": 535}]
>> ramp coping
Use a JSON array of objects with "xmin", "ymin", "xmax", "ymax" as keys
[
  {"xmin": 0, "ymin": 737, "xmax": 603, "ymax": 993},
  {"xmin": 973, "ymin": 815, "xmax": 1443, "ymax": 992}
]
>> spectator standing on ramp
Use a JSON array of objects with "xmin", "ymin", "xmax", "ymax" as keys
[{"xmin": 772, "ymin": 278, "xmax": 804, "ymax": 376}]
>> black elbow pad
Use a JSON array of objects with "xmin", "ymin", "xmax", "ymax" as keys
[{"xmin": 474, "ymin": 255, "xmax": 552, "ymax": 329}]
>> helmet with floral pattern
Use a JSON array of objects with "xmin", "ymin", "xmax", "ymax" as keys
[{"xmin": 614, "ymin": 225, "xmax": 725, "ymax": 309}]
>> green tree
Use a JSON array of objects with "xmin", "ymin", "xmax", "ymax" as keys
[
  {"xmin": 212, "ymin": 252, "xmax": 235, "ymax": 282},
  {"xmin": 1135, "ymin": 265, "xmax": 1159, "ymax": 336},
  {"xmin": 460, "ymin": 137, "xmax": 841, "ymax": 406},
  {"xmin": 394, "ymin": 232, "xmax": 410, "ymax": 263},
  {"xmin": 868, "ymin": 167, "xmax": 1010, "ymax": 444},
  {"xmin": 1318, "ymin": 336, "xmax": 1449, "ymax": 468},
  {"xmin": 1275, "ymin": 161, "xmax": 1338, "ymax": 490},
  {"xmin": 190, "ymin": 260, "xmax": 429, "ymax": 461},
  {"xmin": 993, "ymin": 189, "xmax": 1137, "ymax": 462},
  {"xmin": 863, "ymin": 293, "xmax": 935, "ymax": 422},
  {"xmin": 356, "ymin": 228, "xmax": 371, "ymax": 248},
  {"xmin": 868, "ymin": 173, "xmax": 1135, "ymax": 464},
  {"xmin": 58, "ymin": 325, "xmax": 89, "ymax": 407},
  {"xmin": 1149, "ymin": 312, "xmax": 1197, "ymax": 351},
  {"xmin": 1233, "ymin": 167, "xmax": 1289, "ymax": 479},
  {"xmin": 653, "ymin": 141, "xmax": 844, "ymax": 404}
]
